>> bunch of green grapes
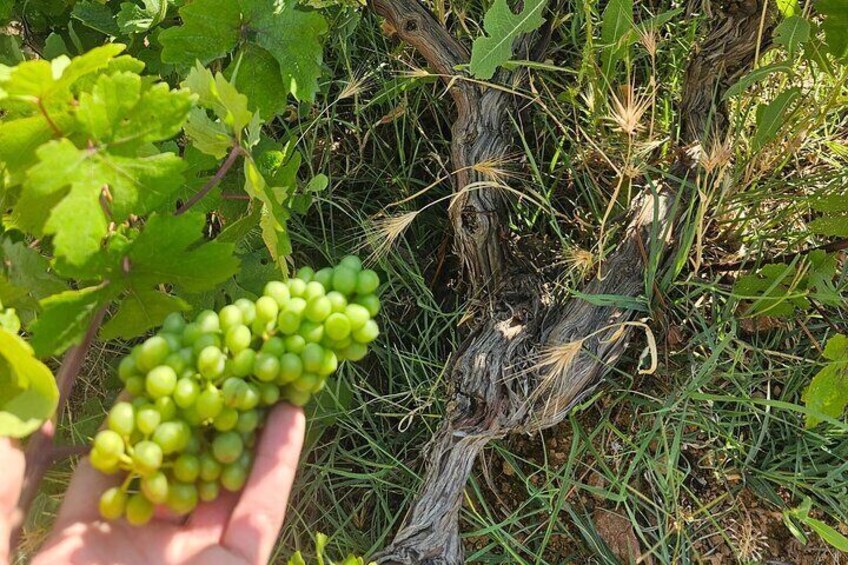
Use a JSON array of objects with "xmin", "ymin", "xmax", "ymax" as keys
[{"xmin": 90, "ymin": 256, "xmax": 381, "ymax": 525}]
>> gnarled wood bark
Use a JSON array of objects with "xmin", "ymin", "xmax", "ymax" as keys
[{"xmin": 368, "ymin": 1, "xmax": 776, "ymax": 563}]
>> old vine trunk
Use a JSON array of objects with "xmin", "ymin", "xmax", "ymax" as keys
[{"xmin": 367, "ymin": 1, "xmax": 776, "ymax": 563}]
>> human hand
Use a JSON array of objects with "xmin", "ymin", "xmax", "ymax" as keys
[
  {"xmin": 32, "ymin": 403, "xmax": 304, "ymax": 565},
  {"xmin": 0, "ymin": 438, "xmax": 26, "ymax": 565}
]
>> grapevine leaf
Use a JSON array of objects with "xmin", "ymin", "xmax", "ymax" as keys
[
  {"xmin": 0, "ymin": 240, "xmax": 65, "ymax": 308},
  {"xmin": 161, "ymin": 0, "xmax": 327, "ymax": 103},
  {"xmin": 127, "ymin": 213, "xmax": 240, "ymax": 293},
  {"xmin": 773, "ymin": 15, "xmax": 810, "ymax": 56},
  {"xmin": 43, "ymin": 33, "xmax": 70, "ymax": 59},
  {"xmin": 0, "ymin": 329, "xmax": 58, "ymax": 438},
  {"xmin": 823, "ymin": 334, "xmax": 848, "ymax": 362},
  {"xmin": 469, "ymin": 0, "xmax": 548, "ymax": 80},
  {"xmin": 184, "ymin": 64, "xmax": 253, "ymax": 136},
  {"xmin": 226, "ymin": 45, "xmax": 287, "ymax": 119},
  {"xmin": 30, "ymin": 285, "xmax": 115, "ymax": 357},
  {"xmin": 599, "ymin": 0, "xmax": 634, "ymax": 80},
  {"xmin": 0, "ymin": 34, "xmax": 24, "ymax": 65},
  {"xmin": 100, "ymin": 288, "xmax": 190, "ymax": 340},
  {"xmin": 117, "ymin": 0, "xmax": 167, "ymax": 34},
  {"xmin": 184, "ymin": 108, "xmax": 233, "ymax": 159},
  {"xmin": 15, "ymin": 139, "xmax": 186, "ymax": 266},
  {"xmin": 818, "ymin": 0, "xmax": 848, "ymax": 61},
  {"xmin": 0, "ymin": 114, "xmax": 74, "ymax": 181},
  {"xmin": 811, "ymin": 194, "xmax": 848, "ymax": 213},
  {"xmin": 807, "ymin": 250, "xmax": 840, "ymax": 306},
  {"xmin": 753, "ymin": 87, "xmax": 800, "ymax": 151},
  {"xmin": 159, "ymin": 0, "xmax": 242, "ymax": 66},
  {"xmin": 71, "ymin": 1, "xmax": 120, "ymax": 36},
  {"xmin": 775, "ymin": 0, "xmax": 798, "ymax": 17}
]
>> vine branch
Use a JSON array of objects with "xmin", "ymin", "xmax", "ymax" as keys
[{"xmin": 175, "ymin": 145, "xmax": 245, "ymax": 216}]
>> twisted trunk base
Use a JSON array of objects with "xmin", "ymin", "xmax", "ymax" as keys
[{"xmin": 368, "ymin": 1, "xmax": 775, "ymax": 562}]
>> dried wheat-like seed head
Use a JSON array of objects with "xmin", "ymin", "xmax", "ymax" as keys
[
  {"xmin": 359, "ymin": 211, "xmax": 419, "ymax": 261},
  {"xmin": 608, "ymin": 83, "xmax": 653, "ymax": 136}
]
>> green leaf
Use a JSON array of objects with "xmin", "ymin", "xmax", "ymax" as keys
[
  {"xmin": 184, "ymin": 64, "xmax": 253, "ymax": 136},
  {"xmin": 160, "ymin": 0, "xmax": 327, "ymax": 102},
  {"xmin": 0, "ymin": 329, "xmax": 58, "ymax": 438},
  {"xmin": 773, "ymin": 15, "xmax": 810, "ymax": 56},
  {"xmin": 818, "ymin": 0, "xmax": 848, "ymax": 61},
  {"xmin": 117, "ymin": 0, "xmax": 168, "ymax": 34},
  {"xmin": 811, "ymin": 194, "xmax": 848, "ymax": 213},
  {"xmin": 774, "ymin": 0, "xmax": 798, "ymax": 17},
  {"xmin": 100, "ymin": 288, "xmax": 189, "ymax": 340},
  {"xmin": 15, "ymin": 139, "xmax": 186, "ymax": 266},
  {"xmin": 822, "ymin": 334, "xmax": 848, "ymax": 362},
  {"xmin": 809, "ymin": 214, "xmax": 848, "ymax": 237},
  {"xmin": 753, "ymin": 87, "xmax": 800, "ymax": 151},
  {"xmin": 184, "ymin": 108, "xmax": 233, "ymax": 159},
  {"xmin": 599, "ymin": 0, "xmax": 634, "ymax": 80},
  {"xmin": 30, "ymin": 285, "xmax": 113, "ymax": 357},
  {"xmin": 43, "ymin": 33, "xmax": 70, "ymax": 60},
  {"xmin": 804, "ymin": 517, "xmax": 848, "ymax": 552},
  {"xmin": 802, "ymin": 335, "xmax": 848, "ymax": 427},
  {"xmin": 0, "ymin": 33, "xmax": 24, "ymax": 66},
  {"xmin": 469, "ymin": 0, "xmax": 548, "ymax": 80},
  {"xmin": 226, "ymin": 45, "xmax": 288, "ymax": 119},
  {"xmin": 723, "ymin": 63, "xmax": 793, "ymax": 99},
  {"xmin": 71, "ymin": 1, "xmax": 121, "ymax": 36},
  {"xmin": 127, "ymin": 213, "xmax": 240, "ymax": 293},
  {"xmin": 287, "ymin": 552, "xmax": 307, "ymax": 565}
]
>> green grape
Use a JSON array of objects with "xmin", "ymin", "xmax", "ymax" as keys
[
  {"xmin": 198, "ymin": 481, "xmax": 220, "ymax": 502},
  {"xmin": 212, "ymin": 432, "xmax": 244, "ymax": 464},
  {"xmin": 303, "ymin": 281, "xmax": 326, "ymax": 301},
  {"xmin": 225, "ymin": 325, "xmax": 252, "ymax": 354},
  {"xmin": 126, "ymin": 493, "xmax": 155, "ymax": 526},
  {"xmin": 173, "ymin": 378, "xmax": 200, "ymax": 409},
  {"xmin": 155, "ymin": 397, "xmax": 178, "ymax": 421},
  {"xmin": 344, "ymin": 304, "xmax": 370, "ymax": 331},
  {"xmin": 173, "ymin": 453, "xmax": 200, "ymax": 483},
  {"xmin": 260, "ymin": 336, "xmax": 285, "ymax": 356},
  {"xmin": 299, "ymin": 320, "xmax": 324, "ymax": 343},
  {"xmin": 131, "ymin": 397, "xmax": 148, "ymax": 410},
  {"xmin": 213, "ymin": 407, "xmax": 239, "ymax": 431},
  {"xmin": 164, "ymin": 352, "xmax": 187, "ymax": 374},
  {"xmin": 356, "ymin": 294, "xmax": 381, "ymax": 317},
  {"xmin": 313, "ymin": 267, "xmax": 334, "ymax": 289},
  {"xmin": 220, "ymin": 463, "xmax": 248, "ymax": 492},
  {"xmin": 292, "ymin": 373, "xmax": 320, "ymax": 393},
  {"xmin": 278, "ymin": 298, "xmax": 307, "ymax": 335},
  {"xmin": 305, "ymin": 296, "xmax": 332, "ymax": 323},
  {"xmin": 222, "ymin": 377, "xmax": 248, "ymax": 406},
  {"xmin": 343, "ymin": 342, "xmax": 369, "ymax": 362},
  {"xmin": 136, "ymin": 405, "xmax": 162, "ymax": 435},
  {"xmin": 108, "ymin": 402, "xmax": 135, "ymax": 436},
  {"xmin": 197, "ymin": 346, "xmax": 225, "ymax": 379},
  {"xmin": 138, "ymin": 336, "xmax": 170, "ymax": 372},
  {"xmin": 278, "ymin": 353, "xmax": 303, "ymax": 384},
  {"xmin": 89, "ymin": 448, "xmax": 119, "ymax": 474},
  {"xmin": 182, "ymin": 323, "xmax": 202, "ymax": 346},
  {"xmin": 301, "ymin": 343, "xmax": 325, "ymax": 374},
  {"xmin": 166, "ymin": 482, "xmax": 198, "ymax": 515},
  {"xmin": 283, "ymin": 335, "xmax": 306, "ymax": 354},
  {"xmin": 332, "ymin": 266, "xmax": 358, "ymax": 296},
  {"xmin": 153, "ymin": 421, "xmax": 189, "ymax": 454},
  {"xmin": 356, "ymin": 269, "xmax": 380, "ymax": 295},
  {"xmin": 185, "ymin": 433, "xmax": 201, "ymax": 454},
  {"xmin": 192, "ymin": 333, "xmax": 222, "ymax": 356},
  {"xmin": 236, "ymin": 409, "xmax": 260, "ymax": 434},
  {"xmin": 264, "ymin": 281, "xmax": 291, "ymax": 306},
  {"xmin": 236, "ymin": 384, "xmax": 260, "ymax": 411},
  {"xmin": 255, "ymin": 296, "xmax": 279, "ymax": 323},
  {"xmin": 352, "ymin": 319, "xmax": 380, "ymax": 344},
  {"xmin": 181, "ymin": 406, "xmax": 202, "ymax": 426},
  {"xmin": 199, "ymin": 453, "xmax": 222, "ymax": 481},
  {"xmin": 234, "ymin": 298, "xmax": 257, "ymax": 325},
  {"xmin": 145, "ymin": 366, "xmax": 177, "ymax": 399},
  {"xmin": 311, "ymin": 378, "xmax": 327, "ymax": 394},
  {"xmin": 317, "ymin": 350, "xmax": 338, "ymax": 377},
  {"xmin": 132, "ymin": 440, "xmax": 163, "ymax": 476},
  {"xmin": 141, "ymin": 471, "xmax": 169, "ymax": 504},
  {"xmin": 218, "ymin": 304, "xmax": 243, "ymax": 331},
  {"xmin": 162, "ymin": 312, "xmax": 186, "ymax": 334},
  {"xmin": 196, "ymin": 310, "xmax": 220, "ymax": 334},
  {"xmin": 99, "ymin": 487, "xmax": 127, "ymax": 520},
  {"xmin": 196, "ymin": 385, "xmax": 224, "ymax": 420},
  {"xmin": 296, "ymin": 266, "xmax": 315, "ymax": 282},
  {"xmin": 326, "ymin": 291, "xmax": 347, "ymax": 313},
  {"xmin": 324, "ymin": 312, "xmax": 351, "ymax": 340},
  {"xmin": 259, "ymin": 382, "xmax": 280, "ymax": 405},
  {"xmin": 94, "ymin": 430, "xmax": 125, "ymax": 458},
  {"xmin": 118, "ymin": 356, "xmax": 138, "ymax": 382},
  {"xmin": 160, "ymin": 333, "xmax": 182, "ymax": 354},
  {"xmin": 282, "ymin": 387, "xmax": 312, "ymax": 407},
  {"xmin": 288, "ymin": 278, "xmax": 307, "ymax": 297},
  {"xmin": 339, "ymin": 255, "xmax": 363, "ymax": 272},
  {"xmin": 178, "ymin": 347, "xmax": 195, "ymax": 367},
  {"xmin": 231, "ymin": 348, "xmax": 256, "ymax": 378},
  {"xmin": 254, "ymin": 353, "xmax": 280, "ymax": 383},
  {"xmin": 251, "ymin": 317, "xmax": 273, "ymax": 337},
  {"xmin": 126, "ymin": 375, "xmax": 145, "ymax": 396}
]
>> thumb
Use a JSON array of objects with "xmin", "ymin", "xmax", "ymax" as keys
[{"xmin": 0, "ymin": 438, "xmax": 26, "ymax": 565}]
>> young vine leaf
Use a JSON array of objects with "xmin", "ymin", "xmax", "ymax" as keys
[
  {"xmin": 803, "ymin": 334, "xmax": 848, "ymax": 427},
  {"xmin": 469, "ymin": 0, "xmax": 548, "ymax": 80}
]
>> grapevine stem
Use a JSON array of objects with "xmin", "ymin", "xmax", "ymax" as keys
[
  {"xmin": 175, "ymin": 145, "xmax": 245, "ymax": 216},
  {"xmin": 12, "ymin": 303, "xmax": 108, "ymax": 551}
]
